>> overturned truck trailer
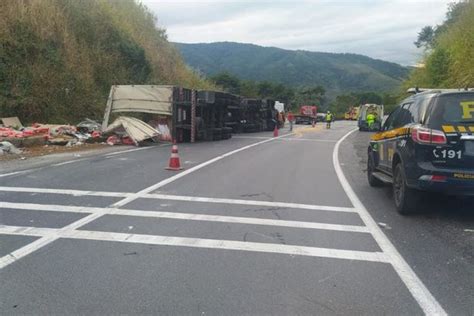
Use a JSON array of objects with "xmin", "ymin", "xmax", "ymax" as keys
[{"xmin": 102, "ymin": 85, "xmax": 235, "ymax": 143}]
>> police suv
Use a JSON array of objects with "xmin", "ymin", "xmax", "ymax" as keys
[{"xmin": 367, "ymin": 88, "xmax": 474, "ymax": 214}]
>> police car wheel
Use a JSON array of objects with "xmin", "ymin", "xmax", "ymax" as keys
[
  {"xmin": 367, "ymin": 154, "xmax": 383, "ymax": 187},
  {"xmin": 393, "ymin": 163, "xmax": 419, "ymax": 215}
]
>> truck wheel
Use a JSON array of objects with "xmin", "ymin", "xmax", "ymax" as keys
[
  {"xmin": 367, "ymin": 154, "xmax": 383, "ymax": 187},
  {"xmin": 393, "ymin": 163, "xmax": 420, "ymax": 215}
]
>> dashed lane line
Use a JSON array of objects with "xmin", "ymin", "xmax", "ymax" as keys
[
  {"xmin": 0, "ymin": 225, "xmax": 389, "ymax": 263},
  {"xmin": 0, "ymin": 202, "xmax": 368, "ymax": 233},
  {"xmin": 334, "ymin": 128, "xmax": 447, "ymax": 315},
  {"xmin": 0, "ymin": 187, "xmax": 355, "ymax": 213}
]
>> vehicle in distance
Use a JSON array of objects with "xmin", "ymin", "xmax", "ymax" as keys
[
  {"xmin": 358, "ymin": 104, "xmax": 384, "ymax": 131},
  {"xmin": 367, "ymin": 88, "xmax": 474, "ymax": 214},
  {"xmin": 294, "ymin": 105, "xmax": 317, "ymax": 124},
  {"xmin": 345, "ymin": 106, "xmax": 360, "ymax": 120}
]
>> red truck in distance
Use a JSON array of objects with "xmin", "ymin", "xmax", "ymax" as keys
[{"xmin": 294, "ymin": 105, "xmax": 317, "ymax": 124}]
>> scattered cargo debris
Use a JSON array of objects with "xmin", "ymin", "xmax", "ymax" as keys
[
  {"xmin": 104, "ymin": 116, "xmax": 160, "ymax": 146},
  {"xmin": 0, "ymin": 141, "xmax": 22, "ymax": 155},
  {"xmin": 1, "ymin": 117, "xmax": 23, "ymax": 128},
  {"xmin": 77, "ymin": 119, "xmax": 102, "ymax": 133}
]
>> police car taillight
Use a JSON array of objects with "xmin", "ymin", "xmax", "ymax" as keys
[{"xmin": 411, "ymin": 127, "xmax": 447, "ymax": 145}]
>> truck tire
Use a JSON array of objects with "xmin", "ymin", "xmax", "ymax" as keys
[
  {"xmin": 393, "ymin": 163, "xmax": 420, "ymax": 215},
  {"xmin": 367, "ymin": 153, "xmax": 384, "ymax": 187}
]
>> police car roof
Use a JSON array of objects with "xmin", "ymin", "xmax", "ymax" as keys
[{"xmin": 407, "ymin": 87, "xmax": 474, "ymax": 95}]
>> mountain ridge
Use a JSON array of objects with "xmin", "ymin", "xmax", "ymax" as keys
[{"xmin": 174, "ymin": 41, "xmax": 409, "ymax": 95}]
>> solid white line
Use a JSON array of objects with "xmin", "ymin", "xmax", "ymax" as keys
[
  {"xmin": 0, "ymin": 169, "xmax": 36, "ymax": 178},
  {"xmin": 333, "ymin": 128, "xmax": 447, "ymax": 315},
  {"xmin": 0, "ymin": 212, "xmax": 104, "ymax": 269},
  {"xmin": 0, "ymin": 186, "xmax": 130, "ymax": 197},
  {"xmin": 111, "ymin": 132, "xmax": 294, "ymax": 208},
  {"xmin": 0, "ymin": 202, "xmax": 368, "ymax": 233},
  {"xmin": 103, "ymin": 146, "xmax": 153, "ymax": 157},
  {"xmin": 146, "ymin": 193, "xmax": 356, "ymax": 213},
  {"xmin": 232, "ymin": 136, "xmax": 272, "ymax": 140},
  {"xmin": 0, "ymin": 186, "xmax": 355, "ymax": 212},
  {"xmin": 276, "ymin": 138, "xmax": 338, "ymax": 143},
  {"xmin": 52, "ymin": 159, "xmax": 86, "ymax": 166},
  {"xmin": 0, "ymin": 235, "xmax": 57, "ymax": 269},
  {"xmin": 0, "ymin": 171, "xmax": 24, "ymax": 178},
  {"xmin": 0, "ymin": 225, "xmax": 388, "ymax": 263}
]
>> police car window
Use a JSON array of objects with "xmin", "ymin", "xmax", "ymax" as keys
[
  {"xmin": 428, "ymin": 93, "xmax": 474, "ymax": 128},
  {"xmin": 416, "ymin": 96, "xmax": 432, "ymax": 123},
  {"xmin": 392, "ymin": 103, "xmax": 412, "ymax": 128},
  {"xmin": 383, "ymin": 107, "xmax": 402, "ymax": 130},
  {"xmin": 408, "ymin": 100, "xmax": 421, "ymax": 123}
]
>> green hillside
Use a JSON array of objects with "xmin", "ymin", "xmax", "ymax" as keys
[
  {"xmin": 174, "ymin": 42, "xmax": 409, "ymax": 95},
  {"xmin": 0, "ymin": 0, "xmax": 214, "ymax": 124},
  {"xmin": 404, "ymin": 1, "xmax": 474, "ymax": 90}
]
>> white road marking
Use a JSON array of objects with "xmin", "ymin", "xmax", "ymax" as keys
[
  {"xmin": 52, "ymin": 159, "xmax": 86, "ymax": 166},
  {"xmin": 0, "ymin": 202, "xmax": 368, "ymax": 233},
  {"xmin": 0, "ymin": 171, "xmax": 25, "ymax": 178},
  {"xmin": 334, "ymin": 128, "xmax": 447, "ymax": 315},
  {"xmin": 0, "ymin": 212, "xmax": 104, "ymax": 269},
  {"xmin": 277, "ymin": 138, "xmax": 338, "ymax": 143},
  {"xmin": 146, "ymin": 193, "xmax": 356, "ymax": 213},
  {"xmin": 111, "ymin": 132, "xmax": 294, "ymax": 208},
  {"xmin": 0, "ymin": 235, "xmax": 57, "ymax": 269},
  {"xmin": 0, "ymin": 186, "xmax": 130, "ymax": 197},
  {"xmin": 232, "ymin": 136, "xmax": 337, "ymax": 143},
  {"xmin": 0, "ymin": 169, "xmax": 38, "ymax": 178},
  {"xmin": 0, "ymin": 135, "xmax": 293, "ymax": 269},
  {"xmin": 232, "ymin": 136, "xmax": 272, "ymax": 140},
  {"xmin": 1, "ymin": 145, "xmax": 160, "ymax": 177},
  {"xmin": 0, "ymin": 225, "xmax": 388, "ymax": 263},
  {"xmin": 0, "ymin": 187, "xmax": 355, "ymax": 212},
  {"xmin": 103, "ymin": 146, "xmax": 153, "ymax": 157}
]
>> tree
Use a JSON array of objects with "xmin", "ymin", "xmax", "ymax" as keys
[
  {"xmin": 209, "ymin": 72, "xmax": 241, "ymax": 94},
  {"xmin": 414, "ymin": 26, "xmax": 435, "ymax": 49}
]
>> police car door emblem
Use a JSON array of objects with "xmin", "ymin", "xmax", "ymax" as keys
[{"xmin": 398, "ymin": 139, "xmax": 407, "ymax": 147}]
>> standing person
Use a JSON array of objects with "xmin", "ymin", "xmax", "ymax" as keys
[
  {"xmin": 326, "ymin": 111, "xmax": 333, "ymax": 129},
  {"xmin": 366, "ymin": 112, "xmax": 375, "ymax": 130},
  {"xmin": 277, "ymin": 111, "xmax": 283, "ymax": 129},
  {"xmin": 287, "ymin": 111, "xmax": 294, "ymax": 131}
]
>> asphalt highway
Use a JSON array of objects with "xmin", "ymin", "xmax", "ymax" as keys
[{"xmin": 0, "ymin": 121, "xmax": 472, "ymax": 315}]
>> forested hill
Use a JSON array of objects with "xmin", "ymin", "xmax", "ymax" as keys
[
  {"xmin": 0, "ymin": 0, "xmax": 213, "ymax": 123},
  {"xmin": 174, "ymin": 42, "xmax": 410, "ymax": 94}
]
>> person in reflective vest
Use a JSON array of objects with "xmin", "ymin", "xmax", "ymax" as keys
[
  {"xmin": 366, "ymin": 112, "xmax": 375, "ymax": 129},
  {"xmin": 326, "ymin": 111, "xmax": 333, "ymax": 129}
]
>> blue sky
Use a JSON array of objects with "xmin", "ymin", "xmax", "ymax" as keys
[{"xmin": 142, "ymin": 0, "xmax": 450, "ymax": 65}]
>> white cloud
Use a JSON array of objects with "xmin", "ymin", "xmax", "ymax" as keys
[{"xmin": 142, "ymin": 0, "xmax": 450, "ymax": 65}]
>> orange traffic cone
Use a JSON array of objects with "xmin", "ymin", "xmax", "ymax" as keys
[
  {"xmin": 166, "ymin": 140, "xmax": 183, "ymax": 171},
  {"xmin": 273, "ymin": 125, "xmax": 279, "ymax": 137}
]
